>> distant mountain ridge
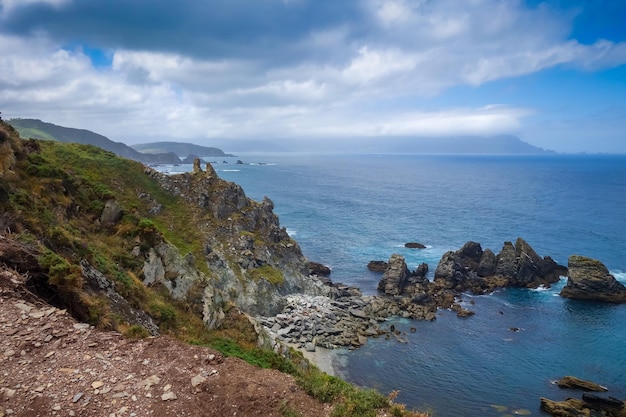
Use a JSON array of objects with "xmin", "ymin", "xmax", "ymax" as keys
[
  {"xmin": 131, "ymin": 142, "xmax": 235, "ymax": 158},
  {"xmin": 7, "ymin": 119, "xmax": 234, "ymax": 164},
  {"xmin": 8, "ymin": 118, "xmax": 181, "ymax": 164},
  {"xmin": 213, "ymin": 135, "xmax": 555, "ymax": 154}
]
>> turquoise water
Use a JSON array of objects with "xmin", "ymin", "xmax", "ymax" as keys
[{"xmin": 162, "ymin": 153, "xmax": 626, "ymax": 415}]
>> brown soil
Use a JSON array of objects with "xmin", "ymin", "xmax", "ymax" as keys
[{"xmin": 0, "ymin": 268, "xmax": 331, "ymax": 417}]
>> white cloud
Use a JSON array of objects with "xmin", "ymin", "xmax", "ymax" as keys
[
  {"xmin": 0, "ymin": 0, "xmax": 625, "ymax": 151},
  {"xmin": 0, "ymin": 0, "xmax": 69, "ymax": 17}
]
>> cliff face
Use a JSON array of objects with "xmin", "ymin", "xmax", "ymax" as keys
[
  {"xmin": 0, "ymin": 121, "xmax": 325, "ymax": 341},
  {"xmin": 143, "ymin": 162, "xmax": 328, "ymax": 317}
]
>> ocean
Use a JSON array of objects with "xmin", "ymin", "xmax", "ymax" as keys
[{"xmin": 159, "ymin": 153, "xmax": 626, "ymax": 416}]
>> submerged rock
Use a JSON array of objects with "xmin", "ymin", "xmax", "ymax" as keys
[{"xmin": 560, "ymin": 255, "xmax": 626, "ymax": 303}]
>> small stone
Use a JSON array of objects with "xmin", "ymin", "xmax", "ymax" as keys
[
  {"xmin": 72, "ymin": 392, "xmax": 83, "ymax": 403},
  {"xmin": 44, "ymin": 351, "xmax": 55, "ymax": 359},
  {"xmin": 15, "ymin": 303, "xmax": 32, "ymax": 313},
  {"xmin": 163, "ymin": 384, "xmax": 171, "ymax": 392},
  {"xmin": 3, "ymin": 388, "xmax": 16, "ymax": 399},
  {"xmin": 52, "ymin": 405, "xmax": 61, "ymax": 411},
  {"xmin": 29, "ymin": 310, "xmax": 45, "ymax": 319},
  {"xmin": 161, "ymin": 391, "xmax": 177, "ymax": 401},
  {"xmin": 191, "ymin": 374, "xmax": 207, "ymax": 387},
  {"xmin": 91, "ymin": 381, "xmax": 104, "ymax": 389},
  {"xmin": 3, "ymin": 350, "xmax": 15, "ymax": 358}
]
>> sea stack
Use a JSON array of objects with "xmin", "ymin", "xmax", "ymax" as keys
[{"xmin": 560, "ymin": 255, "xmax": 626, "ymax": 303}]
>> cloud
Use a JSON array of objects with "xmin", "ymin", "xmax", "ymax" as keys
[{"xmin": 0, "ymin": 0, "xmax": 625, "ymax": 150}]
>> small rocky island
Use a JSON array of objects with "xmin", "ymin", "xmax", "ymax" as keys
[{"xmin": 560, "ymin": 255, "xmax": 626, "ymax": 303}]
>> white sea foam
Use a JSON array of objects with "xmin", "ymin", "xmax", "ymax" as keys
[
  {"xmin": 612, "ymin": 270, "xmax": 626, "ymax": 284},
  {"xmin": 221, "ymin": 169, "xmax": 241, "ymax": 172},
  {"xmin": 286, "ymin": 228, "xmax": 297, "ymax": 237}
]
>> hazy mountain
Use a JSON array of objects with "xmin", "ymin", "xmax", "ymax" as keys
[
  {"xmin": 131, "ymin": 141, "xmax": 235, "ymax": 157},
  {"xmin": 214, "ymin": 135, "xmax": 555, "ymax": 154}
]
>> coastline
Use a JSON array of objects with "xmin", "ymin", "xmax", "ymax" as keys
[{"xmin": 297, "ymin": 344, "xmax": 340, "ymax": 377}]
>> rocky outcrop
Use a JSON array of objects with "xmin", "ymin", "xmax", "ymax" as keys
[
  {"xmin": 306, "ymin": 261, "xmax": 331, "ymax": 277},
  {"xmin": 542, "ymin": 375, "xmax": 625, "ymax": 417},
  {"xmin": 378, "ymin": 254, "xmax": 411, "ymax": 295},
  {"xmin": 367, "ymin": 260, "xmax": 388, "ymax": 272},
  {"xmin": 98, "ymin": 199, "xmax": 124, "ymax": 224},
  {"xmin": 434, "ymin": 238, "xmax": 566, "ymax": 294},
  {"xmin": 142, "ymin": 161, "xmax": 329, "ymax": 319},
  {"xmin": 0, "ymin": 125, "xmax": 22, "ymax": 180},
  {"xmin": 81, "ymin": 259, "xmax": 160, "ymax": 335},
  {"xmin": 557, "ymin": 376, "xmax": 608, "ymax": 392},
  {"xmin": 405, "ymin": 242, "xmax": 426, "ymax": 249},
  {"xmin": 560, "ymin": 255, "xmax": 626, "ymax": 303},
  {"xmin": 541, "ymin": 395, "xmax": 625, "ymax": 417}
]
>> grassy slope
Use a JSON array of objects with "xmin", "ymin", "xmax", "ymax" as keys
[{"xmin": 0, "ymin": 122, "xmax": 425, "ymax": 417}]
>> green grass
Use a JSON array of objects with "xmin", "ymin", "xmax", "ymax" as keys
[
  {"xmin": 249, "ymin": 264, "xmax": 285, "ymax": 285},
  {"xmin": 13, "ymin": 126, "xmax": 56, "ymax": 141}
]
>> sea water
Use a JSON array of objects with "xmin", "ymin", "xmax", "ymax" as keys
[{"xmin": 160, "ymin": 153, "xmax": 626, "ymax": 416}]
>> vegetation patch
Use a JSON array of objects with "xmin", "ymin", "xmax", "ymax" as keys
[{"xmin": 249, "ymin": 264, "xmax": 284, "ymax": 285}]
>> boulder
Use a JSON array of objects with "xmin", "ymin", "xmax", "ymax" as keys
[
  {"xmin": 367, "ymin": 260, "xmax": 388, "ymax": 272},
  {"xmin": 560, "ymin": 255, "xmax": 626, "ymax": 303},
  {"xmin": 99, "ymin": 199, "xmax": 124, "ymax": 224},
  {"xmin": 378, "ymin": 254, "xmax": 411, "ymax": 295},
  {"xmin": 404, "ymin": 242, "xmax": 426, "ymax": 249},
  {"xmin": 307, "ymin": 261, "xmax": 331, "ymax": 277}
]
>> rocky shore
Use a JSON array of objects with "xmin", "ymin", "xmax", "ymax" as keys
[{"xmin": 260, "ymin": 237, "xmax": 625, "ymax": 358}]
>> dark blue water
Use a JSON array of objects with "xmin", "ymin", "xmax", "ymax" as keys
[{"xmin": 162, "ymin": 154, "xmax": 626, "ymax": 415}]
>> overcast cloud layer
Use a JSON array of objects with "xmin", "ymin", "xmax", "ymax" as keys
[{"xmin": 1, "ymin": 0, "xmax": 625, "ymax": 152}]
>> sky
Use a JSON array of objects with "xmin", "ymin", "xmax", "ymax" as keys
[{"xmin": 0, "ymin": 0, "xmax": 625, "ymax": 153}]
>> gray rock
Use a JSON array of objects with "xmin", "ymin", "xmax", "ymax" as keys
[
  {"xmin": 378, "ymin": 254, "xmax": 411, "ymax": 295},
  {"xmin": 560, "ymin": 255, "xmax": 626, "ymax": 303},
  {"xmin": 99, "ymin": 200, "xmax": 124, "ymax": 224}
]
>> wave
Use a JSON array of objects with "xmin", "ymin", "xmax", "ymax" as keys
[
  {"xmin": 221, "ymin": 169, "xmax": 241, "ymax": 172},
  {"xmin": 612, "ymin": 270, "xmax": 626, "ymax": 284},
  {"xmin": 286, "ymin": 228, "xmax": 297, "ymax": 237}
]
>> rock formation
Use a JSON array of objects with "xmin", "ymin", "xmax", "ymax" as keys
[
  {"xmin": 434, "ymin": 238, "xmax": 567, "ymax": 294},
  {"xmin": 142, "ymin": 162, "xmax": 329, "ymax": 319},
  {"xmin": 560, "ymin": 255, "xmax": 626, "ymax": 303},
  {"xmin": 542, "ymin": 376, "xmax": 624, "ymax": 417},
  {"xmin": 405, "ymin": 242, "xmax": 426, "ymax": 249},
  {"xmin": 367, "ymin": 260, "xmax": 388, "ymax": 272},
  {"xmin": 556, "ymin": 376, "xmax": 608, "ymax": 392},
  {"xmin": 378, "ymin": 254, "xmax": 411, "ymax": 295}
]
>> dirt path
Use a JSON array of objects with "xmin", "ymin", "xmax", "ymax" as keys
[{"xmin": 0, "ymin": 268, "xmax": 331, "ymax": 417}]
